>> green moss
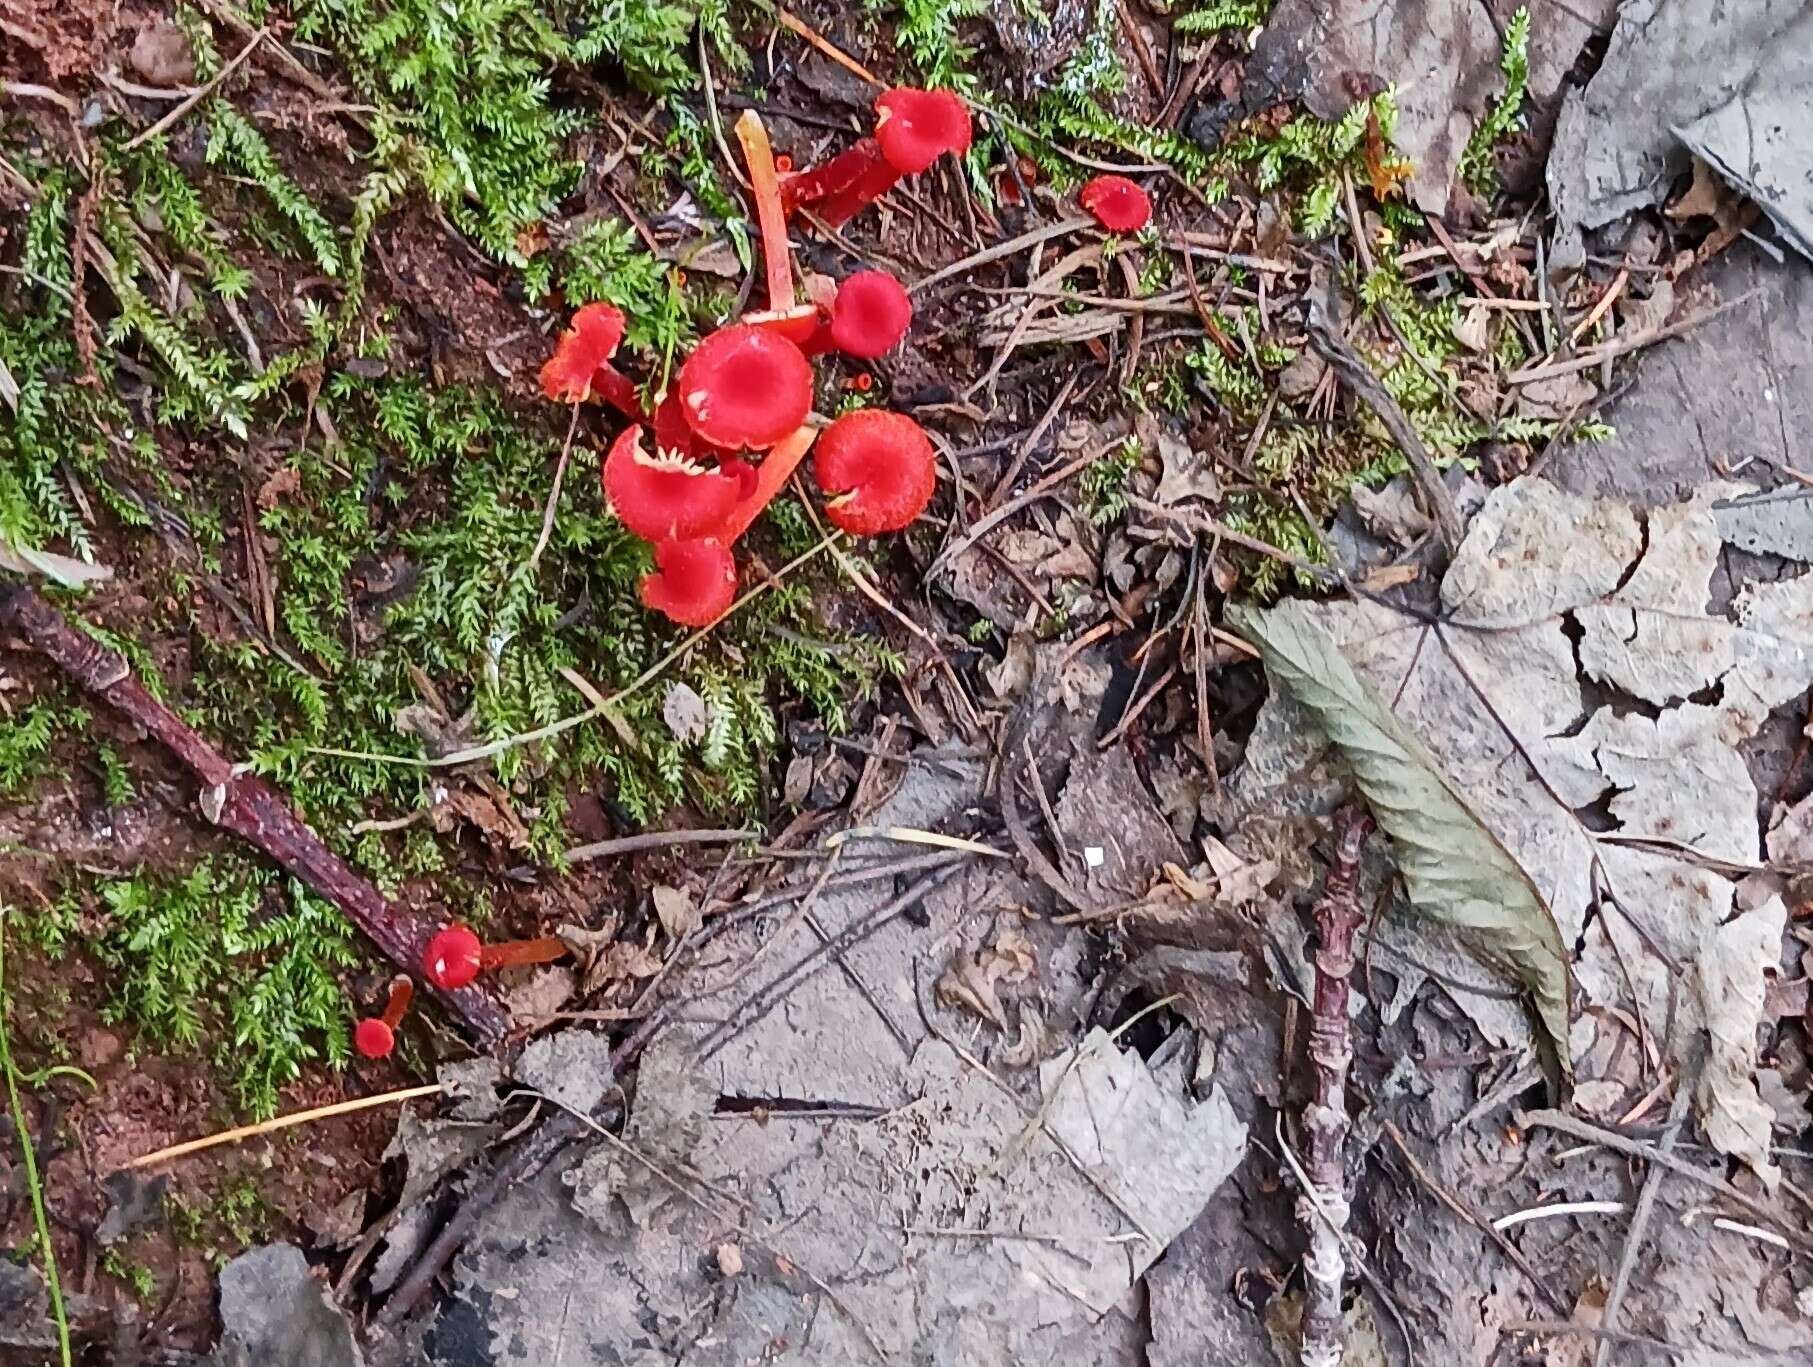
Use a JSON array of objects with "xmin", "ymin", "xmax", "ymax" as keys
[
  {"xmin": 94, "ymin": 860, "xmax": 355, "ymax": 1119},
  {"xmin": 1459, "ymin": 7, "xmax": 1530, "ymax": 194}
]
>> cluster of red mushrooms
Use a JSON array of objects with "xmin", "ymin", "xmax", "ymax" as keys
[{"xmin": 351, "ymin": 90, "xmax": 1155, "ymax": 1057}]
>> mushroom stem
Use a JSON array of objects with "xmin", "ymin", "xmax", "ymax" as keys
[
  {"xmin": 478, "ymin": 936, "xmax": 569, "ymax": 971},
  {"xmin": 781, "ymin": 137, "xmax": 886, "ymax": 214},
  {"xmin": 591, "ymin": 365, "xmax": 647, "ymax": 422},
  {"xmin": 379, "ymin": 974, "xmax": 414, "ymax": 1029},
  {"xmin": 719, "ymin": 422, "xmax": 820, "ymax": 544},
  {"xmin": 734, "ymin": 110, "xmax": 795, "ymax": 312}
]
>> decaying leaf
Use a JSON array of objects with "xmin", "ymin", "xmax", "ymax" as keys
[
  {"xmin": 1227, "ymin": 597, "xmax": 1575, "ymax": 1087},
  {"xmin": 0, "ymin": 534, "xmax": 111, "ymax": 588},
  {"xmin": 651, "ymin": 885, "xmax": 699, "ymax": 940},
  {"xmin": 936, "ymin": 927, "xmax": 1037, "ymax": 1027},
  {"xmin": 1227, "ymin": 476, "xmax": 1813, "ymax": 1180}
]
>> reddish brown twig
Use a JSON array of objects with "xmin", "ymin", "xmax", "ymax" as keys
[
  {"xmin": 0, "ymin": 583, "xmax": 509, "ymax": 1044},
  {"xmin": 1300, "ymin": 805, "xmax": 1373, "ymax": 1367}
]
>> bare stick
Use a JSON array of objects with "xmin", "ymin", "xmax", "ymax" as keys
[
  {"xmin": 122, "ymin": 28, "xmax": 267, "ymax": 151},
  {"xmin": 1303, "ymin": 277, "xmax": 1464, "ymax": 554},
  {"xmin": 124, "ymin": 1084, "xmax": 443, "ymax": 1170},
  {"xmin": 1301, "ymin": 806, "xmax": 1373, "ymax": 1367},
  {"xmin": 0, "ymin": 583, "xmax": 510, "ymax": 1043},
  {"xmin": 1593, "ymin": 1080, "xmax": 1692, "ymax": 1367}
]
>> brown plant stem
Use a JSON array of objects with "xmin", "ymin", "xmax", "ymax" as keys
[
  {"xmin": 1300, "ymin": 805, "xmax": 1373, "ymax": 1367},
  {"xmin": 0, "ymin": 582, "xmax": 509, "ymax": 1044}
]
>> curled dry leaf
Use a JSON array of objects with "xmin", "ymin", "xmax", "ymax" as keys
[
  {"xmin": 936, "ymin": 927, "xmax": 1037, "ymax": 1028},
  {"xmin": 651, "ymin": 885, "xmax": 700, "ymax": 940}
]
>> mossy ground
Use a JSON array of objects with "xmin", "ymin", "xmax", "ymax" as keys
[{"xmin": 1, "ymin": 0, "xmax": 1580, "ymax": 1335}]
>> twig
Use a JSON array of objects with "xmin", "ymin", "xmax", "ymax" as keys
[
  {"xmin": 564, "ymin": 827, "xmax": 756, "ymax": 864},
  {"xmin": 308, "ymin": 533, "xmax": 840, "ymax": 769},
  {"xmin": 775, "ymin": 8, "xmax": 882, "ymax": 86},
  {"xmin": 1380, "ymin": 1117, "xmax": 1569, "ymax": 1314},
  {"xmin": 122, "ymin": 1084, "xmax": 443, "ymax": 1170},
  {"xmin": 1517, "ymin": 1108, "xmax": 1813, "ymax": 1253},
  {"xmin": 122, "ymin": 28, "xmax": 267, "ymax": 151},
  {"xmin": 0, "ymin": 583, "xmax": 510, "ymax": 1043},
  {"xmin": 525, "ymin": 403, "xmax": 581, "ymax": 576},
  {"xmin": 1507, "ymin": 1321, "xmax": 1682, "ymax": 1358},
  {"xmin": 376, "ymin": 1109, "xmax": 587, "ymax": 1326},
  {"xmin": 694, "ymin": 865, "xmax": 963, "ymax": 1061},
  {"xmin": 1300, "ymin": 807, "xmax": 1373, "ymax": 1367},
  {"xmin": 1507, "ymin": 291, "xmax": 1758, "ymax": 383},
  {"xmin": 1303, "ymin": 273, "xmax": 1464, "ymax": 554},
  {"xmin": 910, "ymin": 218, "xmax": 1095, "ymax": 294},
  {"xmin": 1593, "ymin": 1080, "xmax": 1692, "ymax": 1367}
]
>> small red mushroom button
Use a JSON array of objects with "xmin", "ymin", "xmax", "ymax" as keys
[
  {"xmin": 422, "ymin": 925, "xmax": 568, "ymax": 991},
  {"xmin": 1079, "ymin": 175, "xmax": 1152, "ymax": 233},
  {"xmin": 677, "ymin": 325, "xmax": 814, "ymax": 451},
  {"xmin": 813, "ymin": 409, "xmax": 937, "ymax": 535},
  {"xmin": 539, "ymin": 302, "xmax": 645, "ymax": 420},
  {"xmin": 353, "ymin": 975, "xmax": 414, "ymax": 1059}
]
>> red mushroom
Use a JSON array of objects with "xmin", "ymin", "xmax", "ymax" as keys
[
  {"xmin": 604, "ymin": 424, "xmax": 740, "ymax": 542},
  {"xmin": 813, "ymin": 409, "xmax": 937, "ymax": 534},
  {"xmin": 1079, "ymin": 175, "xmax": 1152, "ymax": 233},
  {"xmin": 353, "ymin": 975, "xmax": 413, "ymax": 1059},
  {"xmin": 677, "ymin": 325, "xmax": 814, "ymax": 451},
  {"xmin": 539, "ymin": 302, "xmax": 645, "ymax": 420},
  {"xmin": 423, "ymin": 925, "xmax": 567, "ymax": 992},
  {"xmin": 784, "ymin": 88, "xmax": 973, "ymax": 229},
  {"xmin": 824, "ymin": 270, "xmax": 912, "ymax": 359},
  {"xmin": 640, "ymin": 537, "xmax": 738, "ymax": 626}
]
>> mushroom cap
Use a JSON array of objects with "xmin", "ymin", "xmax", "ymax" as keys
[
  {"xmin": 604, "ymin": 425, "xmax": 740, "ymax": 543},
  {"xmin": 640, "ymin": 538, "xmax": 738, "ymax": 627},
  {"xmin": 874, "ymin": 88, "xmax": 972, "ymax": 175},
  {"xmin": 424, "ymin": 925, "xmax": 483, "ymax": 991},
  {"xmin": 354, "ymin": 1018, "xmax": 396, "ymax": 1059},
  {"xmin": 743, "ymin": 304, "xmax": 823, "ymax": 348},
  {"xmin": 813, "ymin": 409, "xmax": 937, "ymax": 535},
  {"xmin": 828, "ymin": 271, "xmax": 912, "ymax": 359},
  {"xmin": 539, "ymin": 302, "xmax": 627, "ymax": 403},
  {"xmin": 677, "ymin": 325, "xmax": 814, "ymax": 451},
  {"xmin": 1079, "ymin": 175, "xmax": 1152, "ymax": 233}
]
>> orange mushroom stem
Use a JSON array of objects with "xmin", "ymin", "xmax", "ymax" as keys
[
  {"xmin": 734, "ymin": 110, "xmax": 796, "ymax": 313},
  {"xmin": 353, "ymin": 974, "xmax": 414, "ymax": 1059}
]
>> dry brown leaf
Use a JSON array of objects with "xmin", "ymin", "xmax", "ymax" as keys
[
  {"xmin": 936, "ymin": 928, "xmax": 1038, "ymax": 1027},
  {"xmin": 651, "ymin": 885, "xmax": 699, "ymax": 940}
]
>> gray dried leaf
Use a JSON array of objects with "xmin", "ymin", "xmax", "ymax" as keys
[
  {"xmin": 662, "ymin": 682, "xmax": 709, "ymax": 744},
  {"xmin": 0, "ymin": 534, "xmax": 111, "ymax": 588},
  {"xmin": 1228, "ymin": 598, "xmax": 1574, "ymax": 1085},
  {"xmin": 651, "ymin": 884, "xmax": 699, "ymax": 940}
]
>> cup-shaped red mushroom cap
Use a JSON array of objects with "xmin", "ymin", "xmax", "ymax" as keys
[
  {"xmin": 539, "ymin": 302, "xmax": 627, "ymax": 402},
  {"xmin": 354, "ymin": 1017, "xmax": 396, "ymax": 1058},
  {"xmin": 678, "ymin": 325, "xmax": 815, "ymax": 451},
  {"xmin": 1079, "ymin": 175, "xmax": 1152, "ymax": 233},
  {"xmin": 424, "ymin": 925, "xmax": 483, "ymax": 991},
  {"xmin": 827, "ymin": 271, "xmax": 913, "ymax": 359},
  {"xmin": 874, "ymin": 88, "xmax": 973, "ymax": 174},
  {"xmin": 640, "ymin": 538, "xmax": 738, "ymax": 627},
  {"xmin": 813, "ymin": 409, "xmax": 937, "ymax": 535},
  {"xmin": 604, "ymin": 425, "xmax": 740, "ymax": 543}
]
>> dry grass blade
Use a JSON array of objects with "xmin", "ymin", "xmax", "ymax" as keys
[{"xmin": 123, "ymin": 1084, "xmax": 444, "ymax": 1170}]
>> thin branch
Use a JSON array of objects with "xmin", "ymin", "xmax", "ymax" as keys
[{"xmin": 0, "ymin": 583, "xmax": 510, "ymax": 1042}]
